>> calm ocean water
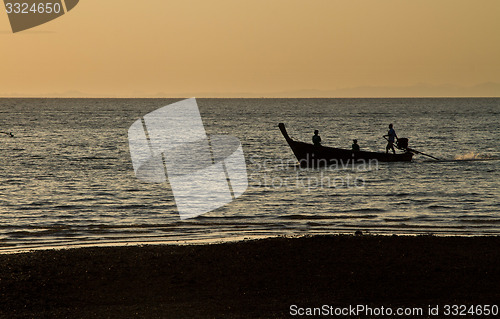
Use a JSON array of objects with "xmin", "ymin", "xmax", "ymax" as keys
[{"xmin": 0, "ymin": 98, "xmax": 499, "ymax": 252}]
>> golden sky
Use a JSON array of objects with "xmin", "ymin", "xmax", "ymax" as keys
[{"xmin": 1, "ymin": 0, "xmax": 499, "ymax": 97}]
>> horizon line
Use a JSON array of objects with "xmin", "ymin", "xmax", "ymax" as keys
[{"xmin": 1, "ymin": 95, "xmax": 499, "ymax": 99}]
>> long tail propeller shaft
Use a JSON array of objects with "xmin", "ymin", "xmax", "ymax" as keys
[
  {"xmin": 395, "ymin": 142, "xmax": 440, "ymax": 161},
  {"xmin": 386, "ymin": 136, "xmax": 440, "ymax": 161}
]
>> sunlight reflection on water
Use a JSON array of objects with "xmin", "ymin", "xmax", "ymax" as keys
[{"xmin": 0, "ymin": 98, "xmax": 499, "ymax": 251}]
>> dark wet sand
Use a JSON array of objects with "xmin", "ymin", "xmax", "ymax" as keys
[{"xmin": 1, "ymin": 235, "xmax": 499, "ymax": 318}]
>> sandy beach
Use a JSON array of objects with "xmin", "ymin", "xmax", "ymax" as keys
[{"xmin": 1, "ymin": 235, "xmax": 499, "ymax": 318}]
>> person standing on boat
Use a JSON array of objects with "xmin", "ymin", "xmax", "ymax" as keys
[
  {"xmin": 312, "ymin": 130, "xmax": 321, "ymax": 146},
  {"xmin": 384, "ymin": 124, "xmax": 398, "ymax": 154},
  {"xmin": 352, "ymin": 139, "xmax": 360, "ymax": 151}
]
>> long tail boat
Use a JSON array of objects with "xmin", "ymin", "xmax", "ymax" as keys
[{"xmin": 278, "ymin": 123, "xmax": 413, "ymax": 167}]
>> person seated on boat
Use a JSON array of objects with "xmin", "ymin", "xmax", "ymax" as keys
[
  {"xmin": 312, "ymin": 130, "xmax": 321, "ymax": 146},
  {"xmin": 384, "ymin": 123, "xmax": 398, "ymax": 154},
  {"xmin": 352, "ymin": 139, "xmax": 360, "ymax": 151}
]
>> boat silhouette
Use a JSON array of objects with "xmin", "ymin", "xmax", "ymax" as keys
[{"xmin": 278, "ymin": 123, "xmax": 413, "ymax": 167}]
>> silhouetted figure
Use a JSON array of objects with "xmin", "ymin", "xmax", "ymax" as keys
[
  {"xmin": 312, "ymin": 130, "xmax": 321, "ymax": 146},
  {"xmin": 384, "ymin": 124, "xmax": 398, "ymax": 154},
  {"xmin": 352, "ymin": 139, "xmax": 360, "ymax": 151}
]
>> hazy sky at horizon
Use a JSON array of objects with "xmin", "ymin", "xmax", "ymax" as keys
[{"xmin": 1, "ymin": 0, "xmax": 499, "ymax": 97}]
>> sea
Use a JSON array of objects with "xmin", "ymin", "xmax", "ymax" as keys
[{"xmin": 0, "ymin": 98, "xmax": 499, "ymax": 253}]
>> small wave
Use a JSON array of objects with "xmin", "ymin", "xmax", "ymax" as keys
[
  {"xmin": 346, "ymin": 208, "xmax": 386, "ymax": 213},
  {"xmin": 427, "ymin": 205, "xmax": 454, "ymax": 210},
  {"xmin": 459, "ymin": 218, "xmax": 500, "ymax": 224},
  {"xmin": 385, "ymin": 192, "xmax": 410, "ymax": 197},
  {"xmin": 284, "ymin": 214, "xmax": 378, "ymax": 220},
  {"xmin": 383, "ymin": 217, "xmax": 412, "ymax": 222},
  {"xmin": 53, "ymin": 204, "xmax": 88, "ymax": 210}
]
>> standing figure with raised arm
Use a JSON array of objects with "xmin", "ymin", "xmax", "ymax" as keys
[{"xmin": 384, "ymin": 124, "xmax": 398, "ymax": 154}]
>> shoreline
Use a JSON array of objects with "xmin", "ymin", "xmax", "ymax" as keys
[
  {"xmin": 0, "ymin": 234, "xmax": 276, "ymax": 255},
  {"xmin": 1, "ymin": 234, "xmax": 499, "ymax": 318},
  {"xmin": 3, "ymin": 231, "xmax": 499, "ymax": 255}
]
